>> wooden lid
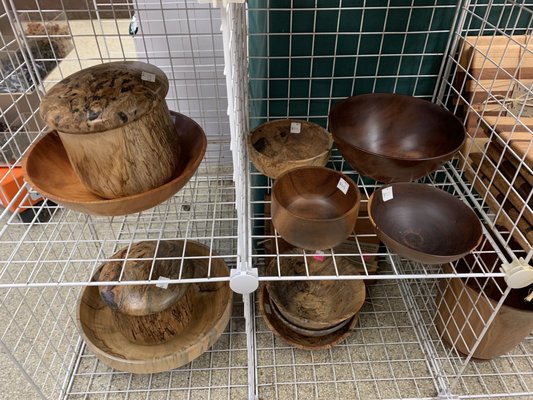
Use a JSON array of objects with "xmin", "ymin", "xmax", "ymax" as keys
[
  {"xmin": 97, "ymin": 241, "xmax": 194, "ymax": 316},
  {"xmin": 40, "ymin": 61, "xmax": 168, "ymax": 133}
]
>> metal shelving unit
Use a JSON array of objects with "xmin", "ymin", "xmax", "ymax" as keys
[{"xmin": 0, "ymin": 0, "xmax": 531, "ymax": 399}]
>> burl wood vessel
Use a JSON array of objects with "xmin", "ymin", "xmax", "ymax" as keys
[
  {"xmin": 40, "ymin": 61, "xmax": 179, "ymax": 199},
  {"xmin": 97, "ymin": 241, "xmax": 195, "ymax": 345}
]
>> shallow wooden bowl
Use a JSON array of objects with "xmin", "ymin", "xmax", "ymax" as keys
[
  {"xmin": 97, "ymin": 241, "xmax": 196, "ymax": 345},
  {"xmin": 77, "ymin": 241, "xmax": 232, "ymax": 374},
  {"xmin": 23, "ymin": 111, "xmax": 206, "ymax": 216},
  {"xmin": 248, "ymin": 119, "xmax": 333, "ymax": 179},
  {"xmin": 329, "ymin": 93, "xmax": 466, "ymax": 183},
  {"xmin": 259, "ymin": 284, "xmax": 359, "ymax": 351},
  {"xmin": 265, "ymin": 249, "xmax": 366, "ymax": 330},
  {"xmin": 271, "ymin": 166, "xmax": 360, "ymax": 250},
  {"xmin": 368, "ymin": 183, "xmax": 483, "ymax": 264}
]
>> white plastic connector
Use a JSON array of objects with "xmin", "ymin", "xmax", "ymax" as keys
[
  {"xmin": 230, "ymin": 268, "xmax": 259, "ymax": 294},
  {"xmin": 198, "ymin": 0, "xmax": 245, "ymax": 7},
  {"xmin": 500, "ymin": 257, "xmax": 533, "ymax": 289}
]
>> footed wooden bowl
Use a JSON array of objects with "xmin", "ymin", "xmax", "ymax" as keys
[
  {"xmin": 77, "ymin": 241, "xmax": 232, "ymax": 374},
  {"xmin": 265, "ymin": 249, "xmax": 366, "ymax": 330},
  {"xmin": 329, "ymin": 93, "xmax": 466, "ymax": 183},
  {"xmin": 23, "ymin": 111, "xmax": 206, "ymax": 216},
  {"xmin": 248, "ymin": 119, "xmax": 333, "ymax": 179},
  {"xmin": 271, "ymin": 166, "xmax": 360, "ymax": 250},
  {"xmin": 368, "ymin": 183, "xmax": 483, "ymax": 264},
  {"xmin": 259, "ymin": 284, "xmax": 359, "ymax": 351}
]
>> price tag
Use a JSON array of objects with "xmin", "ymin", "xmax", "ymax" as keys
[
  {"xmin": 156, "ymin": 276, "xmax": 170, "ymax": 289},
  {"xmin": 290, "ymin": 122, "xmax": 301, "ymax": 134},
  {"xmin": 28, "ymin": 191, "xmax": 42, "ymax": 201},
  {"xmin": 382, "ymin": 186, "xmax": 394, "ymax": 202},
  {"xmin": 141, "ymin": 71, "xmax": 156, "ymax": 82},
  {"xmin": 313, "ymin": 250, "xmax": 325, "ymax": 262},
  {"xmin": 337, "ymin": 177, "xmax": 349, "ymax": 194}
]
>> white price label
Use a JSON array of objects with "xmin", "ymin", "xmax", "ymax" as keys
[
  {"xmin": 382, "ymin": 186, "xmax": 394, "ymax": 202},
  {"xmin": 290, "ymin": 122, "xmax": 301, "ymax": 134},
  {"xmin": 141, "ymin": 71, "xmax": 156, "ymax": 82},
  {"xmin": 156, "ymin": 276, "xmax": 170, "ymax": 289},
  {"xmin": 28, "ymin": 191, "xmax": 42, "ymax": 201},
  {"xmin": 337, "ymin": 177, "xmax": 349, "ymax": 194}
]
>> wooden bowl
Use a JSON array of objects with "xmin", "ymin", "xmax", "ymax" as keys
[
  {"xmin": 259, "ymin": 284, "xmax": 359, "ymax": 351},
  {"xmin": 329, "ymin": 93, "xmax": 466, "ymax": 183},
  {"xmin": 368, "ymin": 183, "xmax": 483, "ymax": 264},
  {"xmin": 23, "ymin": 111, "xmax": 206, "ymax": 216},
  {"xmin": 97, "ymin": 241, "xmax": 196, "ymax": 345},
  {"xmin": 248, "ymin": 119, "xmax": 333, "ymax": 179},
  {"xmin": 40, "ymin": 61, "xmax": 178, "ymax": 198},
  {"xmin": 265, "ymin": 249, "xmax": 366, "ymax": 330},
  {"xmin": 77, "ymin": 241, "xmax": 232, "ymax": 374},
  {"xmin": 271, "ymin": 166, "xmax": 360, "ymax": 250}
]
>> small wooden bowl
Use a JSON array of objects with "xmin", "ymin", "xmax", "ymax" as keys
[
  {"xmin": 271, "ymin": 166, "xmax": 360, "ymax": 250},
  {"xmin": 265, "ymin": 249, "xmax": 366, "ymax": 330},
  {"xmin": 23, "ymin": 111, "xmax": 206, "ymax": 216},
  {"xmin": 77, "ymin": 241, "xmax": 232, "ymax": 374},
  {"xmin": 248, "ymin": 119, "xmax": 333, "ymax": 179},
  {"xmin": 97, "ymin": 241, "xmax": 196, "ymax": 345},
  {"xmin": 368, "ymin": 183, "xmax": 483, "ymax": 264},
  {"xmin": 259, "ymin": 284, "xmax": 359, "ymax": 351},
  {"xmin": 329, "ymin": 93, "xmax": 466, "ymax": 183},
  {"xmin": 40, "ymin": 61, "xmax": 178, "ymax": 198}
]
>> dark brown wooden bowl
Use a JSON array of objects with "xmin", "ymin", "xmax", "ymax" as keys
[
  {"xmin": 368, "ymin": 183, "xmax": 483, "ymax": 264},
  {"xmin": 265, "ymin": 249, "xmax": 366, "ymax": 330},
  {"xmin": 248, "ymin": 119, "xmax": 333, "ymax": 179},
  {"xmin": 259, "ymin": 284, "xmax": 359, "ymax": 351},
  {"xmin": 22, "ymin": 111, "xmax": 206, "ymax": 216},
  {"xmin": 329, "ymin": 93, "xmax": 466, "ymax": 183},
  {"xmin": 76, "ymin": 241, "xmax": 232, "ymax": 374},
  {"xmin": 271, "ymin": 167, "xmax": 361, "ymax": 250}
]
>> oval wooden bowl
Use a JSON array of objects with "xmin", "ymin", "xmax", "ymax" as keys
[
  {"xmin": 265, "ymin": 249, "xmax": 366, "ymax": 330},
  {"xmin": 248, "ymin": 119, "xmax": 333, "ymax": 179},
  {"xmin": 329, "ymin": 93, "xmax": 466, "ymax": 183},
  {"xmin": 23, "ymin": 111, "xmax": 207, "ymax": 216},
  {"xmin": 437, "ymin": 263, "xmax": 533, "ymax": 360},
  {"xmin": 271, "ymin": 166, "xmax": 360, "ymax": 250},
  {"xmin": 40, "ymin": 61, "xmax": 177, "ymax": 198},
  {"xmin": 259, "ymin": 284, "xmax": 359, "ymax": 351},
  {"xmin": 76, "ymin": 241, "xmax": 232, "ymax": 374},
  {"xmin": 368, "ymin": 183, "xmax": 483, "ymax": 264},
  {"xmin": 97, "ymin": 241, "xmax": 196, "ymax": 345}
]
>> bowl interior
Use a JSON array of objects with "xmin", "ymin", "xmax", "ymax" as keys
[
  {"xmin": 370, "ymin": 183, "xmax": 482, "ymax": 257},
  {"xmin": 329, "ymin": 93, "xmax": 465, "ymax": 160},
  {"xmin": 23, "ymin": 111, "xmax": 207, "ymax": 216},
  {"xmin": 273, "ymin": 167, "xmax": 359, "ymax": 220}
]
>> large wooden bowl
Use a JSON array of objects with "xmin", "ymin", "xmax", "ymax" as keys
[
  {"xmin": 329, "ymin": 93, "xmax": 466, "ymax": 183},
  {"xmin": 23, "ymin": 111, "xmax": 206, "ymax": 216},
  {"xmin": 265, "ymin": 249, "xmax": 366, "ymax": 330},
  {"xmin": 271, "ymin": 166, "xmax": 360, "ymax": 250},
  {"xmin": 259, "ymin": 284, "xmax": 359, "ymax": 351},
  {"xmin": 77, "ymin": 241, "xmax": 232, "ymax": 374},
  {"xmin": 248, "ymin": 119, "xmax": 333, "ymax": 179},
  {"xmin": 368, "ymin": 183, "xmax": 483, "ymax": 264}
]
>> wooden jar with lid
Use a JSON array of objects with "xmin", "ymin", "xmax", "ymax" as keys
[
  {"xmin": 40, "ymin": 61, "xmax": 179, "ymax": 199},
  {"xmin": 97, "ymin": 241, "xmax": 194, "ymax": 345}
]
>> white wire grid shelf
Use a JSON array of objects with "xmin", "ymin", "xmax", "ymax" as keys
[{"xmin": 0, "ymin": 0, "xmax": 531, "ymax": 399}]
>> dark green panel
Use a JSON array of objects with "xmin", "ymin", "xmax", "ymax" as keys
[
  {"xmin": 291, "ymin": 35, "xmax": 313, "ymax": 56},
  {"xmin": 269, "ymin": 35, "xmax": 289, "ymax": 57},
  {"xmin": 290, "ymin": 80, "xmax": 310, "ymax": 98}
]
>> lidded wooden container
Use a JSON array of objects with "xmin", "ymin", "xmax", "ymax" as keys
[
  {"xmin": 97, "ymin": 241, "xmax": 194, "ymax": 345},
  {"xmin": 40, "ymin": 61, "xmax": 179, "ymax": 199}
]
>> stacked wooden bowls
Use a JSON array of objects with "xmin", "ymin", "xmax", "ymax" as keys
[
  {"xmin": 260, "ymin": 249, "xmax": 366, "ymax": 350},
  {"xmin": 77, "ymin": 240, "xmax": 232, "ymax": 374}
]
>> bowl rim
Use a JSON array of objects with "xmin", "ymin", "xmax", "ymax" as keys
[
  {"xmin": 329, "ymin": 93, "xmax": 467, "ymax": 162},
  {"xmin": 272, "ymin": 166, "xmax": 361, "ymax": 223},
  {"xmin": 367, "ymin": 182, "xmax": 484, "ymax": 259}
]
